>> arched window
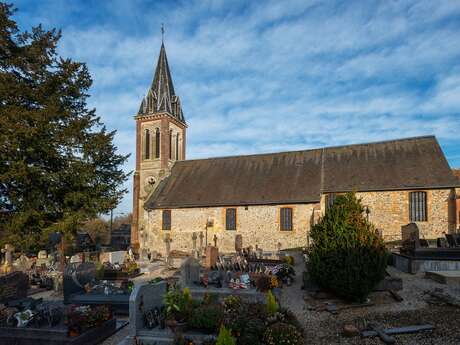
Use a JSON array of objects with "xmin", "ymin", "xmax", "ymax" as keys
[
  {"xmin": 144, "ymin": 129, "xmax": 150, "ymax": 159},
  {"xmin": 176, "ymin": 133, "xmax": 180, "ymax": 160},
  {"xmin": 169, "ymin": 130, "xmax": 173, "ymax": 160},
  {"xmin": 155, "ymin": 128, "xmax": 160, "ymax": 158}
]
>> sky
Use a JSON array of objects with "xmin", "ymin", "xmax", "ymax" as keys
[{"xmin": 12, "ymin": 0, "xmax": 460, "ymax": 216}]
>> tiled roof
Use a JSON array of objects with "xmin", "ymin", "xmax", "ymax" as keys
[{"xmin": 145, "ymin": 136, "xmax": 460, "ymax": 209}]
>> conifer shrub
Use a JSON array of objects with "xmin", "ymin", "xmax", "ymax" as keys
[
  {"xmin": 266, "ymin": 290, "xmax": 279, "ymax": 315},
  {"xmin": 216, "ymin": 325, "xmax": 236, "ymax": 345},
  {"xmin": 307, "ymin": 192, "xmax": 388, "ymax": 302}
]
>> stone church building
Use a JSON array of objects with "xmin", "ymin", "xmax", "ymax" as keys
[{"xmin": 131, "ymin": 43, "xmax": 460, "ymax": 255}]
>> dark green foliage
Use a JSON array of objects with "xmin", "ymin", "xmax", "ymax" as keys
[
  {"xmin": 189, "ymin": 304, "xmax": 224, "ymax": 334},
  {"xmin": 263, "ymin": 322, "xmax": 303, "ymax": 345},
  {"xmin": 216, "ymin": 325, "xmax": 236, "ymax": 345},
  {"xmin": 0, "ymin": 4, "xmax": 129, "ymax": 251},
  {"xmin": 237, "ymin": 318, "xmax": 265, "ymax": 345},
  {"xmin": 307, "ymin": 192, "xmax": 388, "ymax": 301},
  {"xmin": 223, "ymin": 302, "xmax": 270, "ymax": 345}
]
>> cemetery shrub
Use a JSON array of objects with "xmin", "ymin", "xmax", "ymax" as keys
[
  {"xmin": 307, "ymin": 192, "xmax": 388, "ymax": 302},
  {"xmin": 266, "ymin": 290, "xmax": 279, "ymax": 315},
  {"xmin": 164, "ymin": 288, "xmax": 192, "ymax": 322},
  {"xmin": 189, "ymin": 304, "xmax": 224, "ymax": 334},
  {"xmin": 216, "ymin": 325, "xmax": 236, "ymax": 345},
  {"xmin": 263, "ymin": 322, "xmax": 303, "ymax": 345}
]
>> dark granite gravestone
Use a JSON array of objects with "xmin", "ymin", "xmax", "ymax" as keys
[
  {"xmin": 446, "ymin": 234, "xmax": 457, "ymax": 248},
  {"xmin": 63, "ymin": 262, "xmax": 96, "ymax": 303},
  {"xmin": 0, "ymin": 271, "xmax": 29, "ymax": 302}
]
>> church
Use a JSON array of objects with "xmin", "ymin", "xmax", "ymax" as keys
[{"xmin": 131, "ymin": 42, "xmax": 460, "ymax": 255}]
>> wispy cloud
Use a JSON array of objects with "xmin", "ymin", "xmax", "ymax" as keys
[{"xmin": 13, "ymin": 0, "xmax": 460, "ymax": 214}]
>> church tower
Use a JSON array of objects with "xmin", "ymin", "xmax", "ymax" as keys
[{"xmin": 131, "ymin": 42, "xmax": 186, "ymax": 251}]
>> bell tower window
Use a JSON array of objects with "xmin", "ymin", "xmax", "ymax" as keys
[
  {"xmin": 155, "ymin": 128, "xmax": 160, "ymax": 158},
  {"xmin": 144, "ymin": 129, "xmax": 150, "ymax": 160}
]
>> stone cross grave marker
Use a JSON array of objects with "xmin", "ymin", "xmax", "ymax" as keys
[
  {"xmin": 1, "ymin": 244, "xmax": 14, "ymax": 274},
  {"xmin": 199, "ymin": 232, "xmax": 204, "ymax": 254},
  {"xmin": 235, "ymin": 234, "xmax": 243, "ymax": 253},
  {"xmin": 192, "ymin": 232, "xmax": 198, "ymax": 258},
  {"xmin": 164, "ymin": 234, "xmax": 172, "ymax": 267}
]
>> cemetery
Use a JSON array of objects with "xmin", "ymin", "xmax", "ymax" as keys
[{"xmin": 2, "ymin": 197, "xmax": 460, "ymax": 344}]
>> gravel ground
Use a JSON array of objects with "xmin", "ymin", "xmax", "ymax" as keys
[{"xmin": 280, "ymin": 251, "xmax": 460, "ymax": 345}]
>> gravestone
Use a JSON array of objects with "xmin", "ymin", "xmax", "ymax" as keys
[
  {"xmin": 235, "ymin": 235, "xmax": 243, "ymax": 253},
  {"xmin": 0, "ymin": 271, "xmax": 29, "ymax": 302},
  {"xmin": 36, "ymin": 250, "xmax": 51, "ymax": 267},
  {"xmin": 164, "ymin": 234, "xmax": 172, "ymax": 267},
  {"xmin": 401, "ymin": 223, "xmax": 420, "ymax": 246},
  {"xmin": 129, "ymin": 281, "xmax": 167, "ymax": 337},
  {"xmin": 192, "ymin": 232, "xmax": 198, "ymax": 258},
  {"xmin": 181, "ymin": 257, "xmax": 201, "ymax": 286},
  {"xmin": 63, "ymin": 262, "xmax": 96, "ymax": 303},
  {"xmin": 107, "ymin": 251, "xmax": 126, "ymax": 264},
  {"xmin": 205, "ymin": 246, "xmax": 218, "ymax": 269}
]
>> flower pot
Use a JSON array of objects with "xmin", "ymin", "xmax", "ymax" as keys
[{"xmin": 166, "ymin": 319, "xmax": 187, "ymax": 333}]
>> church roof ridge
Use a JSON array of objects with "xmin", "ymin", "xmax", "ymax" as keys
[{"xmin": 176, "ymin": 135, "xmax": 437, "ymax": 164}]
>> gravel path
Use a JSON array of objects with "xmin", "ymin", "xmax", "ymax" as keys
[{"xmin": 280, "ymin": 250, "xmax": 460, "ymax": 344}]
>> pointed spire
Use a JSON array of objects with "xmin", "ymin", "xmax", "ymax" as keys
[{"xmin": 137, "ymin": 39, "xmax": 185, "ymax": 123}]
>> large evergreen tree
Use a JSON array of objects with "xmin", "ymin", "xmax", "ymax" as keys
[
  {"xmin": 307, "ymin": 193, "xmax": 387, "ymax": 301},
  {"xmin": 0, "ymin": 3, "xmax": 129, "ymax": 252}
]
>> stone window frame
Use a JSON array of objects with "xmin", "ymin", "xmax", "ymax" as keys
[
  {"xmin": 280, "ymin": 207, "xmax": 294, "ymax": 231},
  {"xmin": 225, "ymin": 207, "xmax": 237, "ymax": 231},
  {"xmin": 162, "ymin": 209, "xmax": 171, "ymax": 230},
  {"xmin": 409, "ymin": 191, "xmax": 428, "ymax": 222}
]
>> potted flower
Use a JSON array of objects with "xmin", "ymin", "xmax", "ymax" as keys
[{"xmin": 164, "ymin": 288, "xmax": 190, "ymax": 333}]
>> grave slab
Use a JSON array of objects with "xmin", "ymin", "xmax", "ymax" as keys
[{"xmin": 426, "ymin": 270, "xmax": 460, "ymax": 285}]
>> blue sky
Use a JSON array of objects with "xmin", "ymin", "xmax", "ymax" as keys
[{"xmin": 13, "ymin": 0, "xmax": 460, "ymax": 216}]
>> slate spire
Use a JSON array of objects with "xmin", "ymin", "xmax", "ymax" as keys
[{"xmin": 138, "ymin": 42, "xmax": 185, "ymax": 123}]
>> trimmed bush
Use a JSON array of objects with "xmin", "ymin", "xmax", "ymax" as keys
[{"xmin": 307, "ymin": 192, "xmax": 388, "ymax": 301}]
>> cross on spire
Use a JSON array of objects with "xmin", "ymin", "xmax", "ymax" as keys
[{"xmin": 161, "ymin": 23, "xmax": 164, "ymax": 43}]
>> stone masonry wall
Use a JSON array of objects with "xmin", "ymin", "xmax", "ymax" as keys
[
  {"xmin": 142, "ymin": 188, "xmax": 456, "ymax": 255},
  {"xmin": 143, "ymin": 204, "xmax": 316, "ymax": 255},
  {"xmin": 354, "ymin": 189, "xmax": 453, "ymax": 241}
]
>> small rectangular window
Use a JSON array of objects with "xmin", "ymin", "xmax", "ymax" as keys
[
  {"xmin": 162, "ymin": 210, "xmax": 171, "ymax": 230},
  {"xmin": 226, "ymin": 208, "xmax": 237, "ymax": 230},
  {"xmin": 280, "ymin": 207, "xmax": 293, "ymax": 231},
  {"xmin": 409, "ymin": 191, "xmax": 427, "ymax": 222}
]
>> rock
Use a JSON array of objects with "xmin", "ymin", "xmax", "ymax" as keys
[{"xmin": 342, "ymin": 324, "xmax": 359, "ymax": 337}]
